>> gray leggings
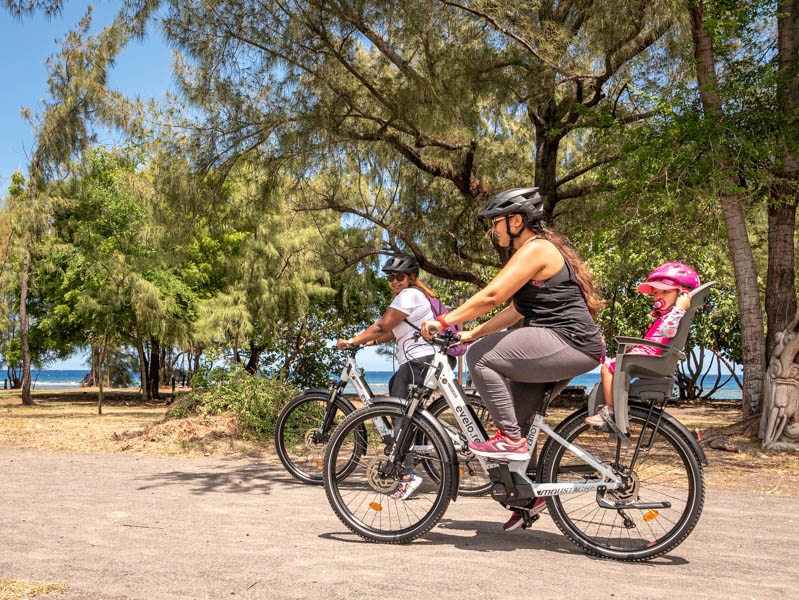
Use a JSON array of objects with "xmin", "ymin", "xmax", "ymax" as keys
[{"xmin": 466, "ymin": 327, "xmax": 599, "ymax": 438}]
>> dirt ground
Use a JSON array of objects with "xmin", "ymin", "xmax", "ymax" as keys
[
  {"xmin": 2, "ymin": 448, "xmax": 798, "ymax": 600},
  {"xmin": 2, "ymin": 389, "xmax": 797, "ymax": 496},
  {"xmin": 1, "ymin": 388, "xmax": 798, "ymax": 599}
]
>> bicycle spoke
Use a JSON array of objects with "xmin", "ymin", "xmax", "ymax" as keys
[
  {"xmin": 324, "ymin": 404, "xmax": 452, "ymax": 543},
  {"xmin": 542, "ymin": 407, "xmax": 704, "ymax": 560}
]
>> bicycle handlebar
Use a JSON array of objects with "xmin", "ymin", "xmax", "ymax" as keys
[
  {"xmin": 338, "ymin": 342, "xmax": 363, "ymax": 353},
  {"xmin": 412, "ymin": 329, "xmax": 462, "ymax": 352}
]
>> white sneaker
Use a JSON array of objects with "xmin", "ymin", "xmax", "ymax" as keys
[{"xmin": 391, "ymin": 473, "xmax": 423, "ymax": 500}]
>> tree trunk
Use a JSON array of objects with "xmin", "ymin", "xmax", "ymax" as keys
[
  {"xmin": 149, "ymin": 338, "xmax": 161, "ymax": 400},
  {"xmin": 159, "ymin": 345, "xmax": 167, "ymax": 387},
  {"xmin": 766, "ymin": 200, "xmax": 797, "ymax": 360},
  {"xmin": 766, "ymin": 0, "xmax": 799, "ymax": 362},
  {"xmin": 87, "ymin": 344, "xmax": 100, "ymax": 387},
  {"xmin": 193, "ymin": 345, "xmax": 203, "ymax": 382},
  {"xmin": 19, "ymin": 240, "xmax": 33, "ymax": 406},
  {"xmin": 690, "ymin": 3, "xmax": 767, "ymax": 417},
  {"xmin": 721, "ymin": 196, "xmax": 767, "ymax": 416},
  {"xmin": 532, "ymin": 88, "xmax": 563, "ymax": 220},
  {"xmin": 96, "ymin": 312, "xmax": 114, "ymax": 416},
  {"xmin": 135, "ymin": 321, "xmax": 148, "ymax": 403},
  {"xmin": 244, "ymin": 341, "xmax": 263, "ymax": 374}
]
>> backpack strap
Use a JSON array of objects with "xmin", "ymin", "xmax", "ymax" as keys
[{"xmin": 403, "ymin": 317, "xmax": 421, "ymax": 331}]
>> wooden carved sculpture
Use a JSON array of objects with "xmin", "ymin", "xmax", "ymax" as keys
[{"xmin": 760, "ymin": 307, "xmax": 799, "ymax": 450}]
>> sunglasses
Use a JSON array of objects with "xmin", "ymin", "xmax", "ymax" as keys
[{"xmin": 386, "ymin": 273, "xmax": 408, "ymax": 283}]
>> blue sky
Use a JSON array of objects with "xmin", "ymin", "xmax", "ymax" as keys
[
  {"xmin": 1, "ymin": 3, "xmax": 174, "ymax": 369},
  {"xmin": 1, "ymin": 3, "xmax": 174, "ymax": 187},
  {"xmin": 1, "ymin": 3, "xmax": 392, "ymax": 370}
]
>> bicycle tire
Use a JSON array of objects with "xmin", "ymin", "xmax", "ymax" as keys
[
  {"xmin": 274, "ymin": 392, "xmax": 358, "ymax": 484},
  {"xmin": 323, "ymin": 404, "xmax": 453, "ymax": 544},
  {"xmin": 540, "ymin": 405, "xmax": 705, "ymax": 561},
  {"xmin": 425, "ymin": 393, "xmax": 494, "ymax": 496}
]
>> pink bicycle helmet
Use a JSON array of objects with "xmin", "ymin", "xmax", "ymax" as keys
[{"xmin": 637, "ymin": 262, "xmax": 700, "ymax": 295}]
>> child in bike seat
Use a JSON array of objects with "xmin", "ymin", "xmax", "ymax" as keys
[{"xmin": 585, "ymin": 262, "xmax": 700, "ymax": 427}]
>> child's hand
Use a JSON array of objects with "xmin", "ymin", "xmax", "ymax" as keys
[{"xmin": 676, "ymin": 291, "xmax": 691, "ymax": 311}]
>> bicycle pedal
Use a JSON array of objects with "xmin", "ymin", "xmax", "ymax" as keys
[{"xmin": 521, "ymin": 513, "xmax": 540, "ymax": 529}]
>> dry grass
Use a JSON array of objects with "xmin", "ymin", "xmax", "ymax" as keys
[
  {"xmin": 1, "ymin": 389, "xmax": 798, "ymax": 494},
  {"xmin": 0, "ymin": 388, "xmax": 271, "ymax": 458},
  {"xmin": 0, "ymin": 578, "xmax": 67, "ymax": 600}
]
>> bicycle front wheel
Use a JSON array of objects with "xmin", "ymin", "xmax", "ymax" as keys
[
  {"xmin": 540, "ymin": 406, "xmax": 705, "ymax": 561},
  {"xmin": 274, "ymin": 392, "xmax": 355, "ymax": 484},
  {"xmin": 323, "ymin": 404, "xmax": 454, "ymax": 544}
]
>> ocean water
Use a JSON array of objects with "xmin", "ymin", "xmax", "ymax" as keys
[
  {"xmin": 345, "ymin": 370, "xmax": 743, "ymax": 400},
  {"xmin": 4, "ymin": 370, "xmax": 140, "ymax": 390},
  {"xmin": 17, "ymin": 370, "xmax": 91, "ymax": 390},
  {"xmin": 12, "ymin": 368, "xmax": 742, "ymax": 400}
]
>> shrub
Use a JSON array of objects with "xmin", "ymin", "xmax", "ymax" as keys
[{"xmin": 186, "ymin": 364, "xmax": 300, "ymax": 441}]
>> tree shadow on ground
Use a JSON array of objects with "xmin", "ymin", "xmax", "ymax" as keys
[{"xmin": 135, "ymin": 462, "xmax": 278, "ymax": 496}]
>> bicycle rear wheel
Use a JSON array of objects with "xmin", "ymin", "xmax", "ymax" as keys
[
  {"xmin": 323, "ymin": 404, "xmax": 454, "ymax": 544},
  {"xmin": 540, "ymin": 406, "xmax": 705, "ymax": 561},
  {"xmin": 426, "ymin": 393, "xmax": 494, "ymax": 496},
  {"xmin": 275, "ymin": 392, "xmax": 355, "ymax": 484}
]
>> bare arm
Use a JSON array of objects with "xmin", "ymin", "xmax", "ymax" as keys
[
  {"xmin": 336, "ymin": 307, "xmax": 405, "ymax": 349},
  {"xmin": 460, "ymin": 305, "xmax": 523, "ymax": 342},
  {"xmin": 421, "ymin": 239, "xmax": 563, "ymax": 340}
]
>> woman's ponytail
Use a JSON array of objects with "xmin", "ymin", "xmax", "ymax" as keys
[{"xmin": 410, "ymin": 274, "xmax": 437, "ymax": 300}]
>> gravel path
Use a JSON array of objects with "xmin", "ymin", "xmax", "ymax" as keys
[{"xmin": 1, "ymin": 447, "xmax": 796, "ymax": 599}]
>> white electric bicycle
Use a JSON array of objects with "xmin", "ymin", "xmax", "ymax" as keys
[
  {"xmin": 322, "ymin": 331, "xmax": 706, "ymax": 561},
  {"xmin": 274, "ymin": 344, "xmax": 494, "ymax": 496}
]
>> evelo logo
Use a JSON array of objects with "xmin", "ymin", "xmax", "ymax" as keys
[
  {"xmin": 526, "ymin": 423, "xmax": 539, "ymax": 446},
  {"xmin": 454, "ymin": 405, "xmax": 481, "ymax": 442}
]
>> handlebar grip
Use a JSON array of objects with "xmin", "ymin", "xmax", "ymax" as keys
[{"xmin": 428, "ymin": 324, "xmax": 441, "ymax": 336}]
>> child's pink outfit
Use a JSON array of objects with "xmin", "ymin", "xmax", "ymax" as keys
[{"xmin": 605, "ymin": 307, "xmax": 686, "ymax": 374}]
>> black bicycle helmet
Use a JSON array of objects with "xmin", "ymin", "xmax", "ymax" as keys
[
  {"xmin": 381, "ymin": 253, "xmax": 419, "ymax": 274},
  {"xmin": 478, "ymin": 187, "xmax": 545, "ymax": 222}
]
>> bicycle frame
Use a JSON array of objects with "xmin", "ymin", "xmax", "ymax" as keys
[
  {"xmin": 331, "ymin": 350, "xmax": 392, "ymax": 438},
  {"xmin": 340, "ymin": 346, "xmax": 478, "ymax": 451},
  {"xmin": 338, "ymin": 353, "xmax": 373, "ymax": 404},
  {"xmin": 421, "ymin": 349, "xmax": 625, "ymax": 497}
]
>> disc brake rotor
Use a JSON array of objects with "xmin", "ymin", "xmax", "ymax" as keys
[
  {"xmin": 304, "ymin": 428, "xmax": 325, "ymax": 451},
  {"xmin": 608, "ymin": 469, "xmax": 640, "ymax": 503},
  {"xmin": 365, "ymin": 458, "xmax": 399, "ymax": 493}
]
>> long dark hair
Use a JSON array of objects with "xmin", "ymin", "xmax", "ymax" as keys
[{"xmin": 529, "ymin": 222, "xmax": 604, "ymax": 319}]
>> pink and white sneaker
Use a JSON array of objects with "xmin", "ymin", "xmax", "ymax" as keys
[{"xmin": 468, "ymin": 430, "xmax": 529, "ymax": 461}]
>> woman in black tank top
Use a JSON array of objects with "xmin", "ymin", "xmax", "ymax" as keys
[{"xmin": 420, "ymin": 187, "xmax": 604, "ymax": 457}]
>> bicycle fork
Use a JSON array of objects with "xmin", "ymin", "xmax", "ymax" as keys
[{"xmin": 379, "ymin": 385, "xmax": 425, "ymax": 479}]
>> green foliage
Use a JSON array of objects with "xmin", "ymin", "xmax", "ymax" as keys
[
  {"xmin": 124, "ymin": 0, "xmax": 687, "ymax": 290},
  {"xmin": 188, "ymin": 364, "xmax": 300, "ymax": 441},
  {"xmin": 3, "ymin": 1, "xmax": 64, "ymax": 18},
  {"xmin": 259, "ymin": 273, "xmax": 390, "ymax": 388}
]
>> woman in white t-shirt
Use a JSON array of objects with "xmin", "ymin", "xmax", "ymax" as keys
[
  {"xmin": 336, "ymin": 254, "xmax": 436, "ymax": 393},
  {"xmin": 335, "ymin": 254, "xmax": 437, "ymax": 499}
]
